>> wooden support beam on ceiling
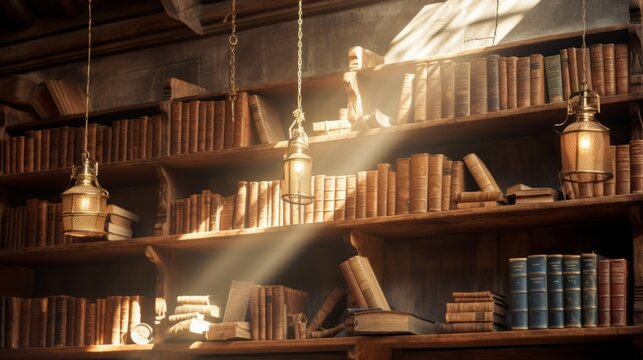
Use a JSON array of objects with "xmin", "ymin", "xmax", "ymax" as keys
[{"xmin": 0, "ymin": 0, "xmax": 34, "ymax": 30}]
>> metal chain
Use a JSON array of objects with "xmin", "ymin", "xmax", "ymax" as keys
[
  {"xmin": 293, "ymin": 0, "xmax": 305, "ymax": 128},
  {"xmin": 84, "ymin": 0, "xmax": 92, "ymax": 159},
  {"xmin": 581, "ymin": 0, "xmax": 586, "ymax": 85},
  {"xmin": 226, "ymin": 0, "xmax": 237, "ymax": 123}
]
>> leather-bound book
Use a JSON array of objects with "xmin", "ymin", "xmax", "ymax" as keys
[
  {"xmin": 409, "ymin": 153, "xmax": 429, "ymax": 213},
  {"xmin": 85, "ymin": 302, "xmax": 95, "ymax": 346},
  {"xmin": 233, "ymin": 92, "xmax": 253, "ymax": 148},
  {"xmin": 516, "ymin": 56, "xmax": 531, "ymax": 108},
  {"xmin": 509, "ymin": 258, "xmax": 528, "ymax": 330},
  {"xmin": 200, "ymin": 190, "xmax": 211, "ymax": 232},
  {"xmin": 506, "ymin": 56, "xmax": 518, "ymax": 109},
  {"xmin": 630, "ymin": 140, "xmax": 643, "ymax": 192},
  {"xmin": 180, "ymin": 102, "xmax": 190, "ymax": 154},
  {"xmin": 463, "ymin": 153, "xmax": 501, "ymax": 192},
  {"xmin": 54, "ymin": 126, "xmax": 65, "ymax": 166},
  {"xmin": 344, "ymin": 174, "xmax": 357, "ymax": 220},
  {"xmin": 250, "ymin": 286, "xmax": 259, "ymax": 339},
  {"xmin": 111, "ymin": 120, "xmax": 120, "ymax": 162},
  {"xmin": 426, "ymin": 61, "xmax": 442, "ymax": 120},
  {"xmin": 313, "ymin": 175, "xmax": 325, "ymax": 223},
  {"xmin": 213, "ymin": 100, "xmax": 226, "ymax": 150},
  {"xmin": 395, "ymin": 158, "xmax": 411, "ymax": 215},
  {"xmin": 567, "ymin": 47, "xmax": 579, "ymax": 93},
  {"xmin": 414, "ymin": 63, "xmax": 428, "ymax": 122},
  {"xmin": 28, "ymin": 298, "xmax": 43, "ymax": 348},
  {"xmin": 334, "ymin": 176, "xmax": 347, "ymax": 221},
  {"xmin": 455, "ymin": 191, "xmax": 503, "ymax": 203},
  {"xmin": 247, "ymin": 181, "xmax": 259, "ymax": 228},
  {"xmin": 67, "ymin": 127, "xmax": 76, "ymax": 167},
  {"xmin": 577, "ymin": 48, "xmax": 593, "ymax": 89},
  {"xmin": 578, "ymin": 182, "xmax": 593, "ymax": 199},
  {"xmin": 560, "ymin": 49, "xmax": 571, "ymax": 100},
  {"xmin": 563, "ymin": 255, "xmax": 582, "ymax": 328},
  {"xmin": 145, "ymin": 117, "xmax": 153, "ymax": 159},
  {"xmin": 470, "ymin": 57, "xmax": 488, "ymax": 115},
  {"xmin": 95, "ymin": 126, "xmax": 104, "ymax": 163},
  {"xmin": 151, "ymin": 115, "xmax": 162, "ymax": 158},
  {"xmin": 396, "ymin": 73, "xmax": 415, "ymax": 124},
  {"xmin": 40, "ymin": 129, "xmax": 50, "ymax": 171},
  {"xmin": 282, "ymin": 187, "xmax": 290, "ymax": 226},
  {"xmin": 233, "ymin": 181, "xmax": 248, "ymax": 230},
  {"xmin": 25, "ymin": 136, "xmax": 37, "ymax": 174},
  {"xmin": 598, "ymin": 259, "xmax": 611, "ymax": 326},
  {"xmin": 498, "ymin": 57, "xmax": 508, "ymax": 110},
  {"xmin": 547, "ymin": 254, "xmax": 564, "ymax": 328},
  {"xmin": 306, "ymin": 288, "xmax": 346, "ymax": 336},
  {"xmin": 25, "ymin": 198, "xmax": 38, "ymax": 248},
  {"xmin": 37, "ymin": 200, "xmax": 47, "ymax": 247},
  {"xmin": 590, "ymin": 44, "xmax": 606, "ymax": 96},
  {"xmin": 249, "ymin": 94, "xmax": 285, "ymax": 144},
  {"xmin": 428, "ymin": 154, "xmax": 444, "ymax": 211},
  {"xmin": 188, "ymin": 101, "xmax": 200, "ymax": 153},
  {"xmin": 75, "ymin": 298, "xmax": 87, "ymax": 347},
  {"xmin": 487, "ymin": 54, "xmax": 500, "ymax": 112},
  {"xmin": 258, "ymin": 181, "xmax": 270, "ymax": 228},
  {"xmin": 441, "ymin": 160, "xmax": 452, "ymax": 211},
  {"xmin": 605, "ymin": 146, "xmax": 616, "ymax": 196},
  {"xmin": 545, "ymin": 55, "xmax": 564, "ymax": 103},
  {"xmin": 610, "ymin": 259, "xmax": 627, "ymax": 326},
  {"xmin": 258, "ymin": 286, "xmax": 266, "ymax": 340},
  {"xmin": 454, "ymin": 62, "xmax": 470, "ymax": 117},
  {"xmin": 304, "ymin": 177, "xmax": 315, "ymax": 224},
  {"xmin": 181, "ymin": 197, "xmax": 191, "ymax": 234},
  {"xmin": 66, "ymin": 297, "xmax": 75, "ymax": 346},
  {"xmin": 615, "ymin": 144, "xmax": 630, "ymax": 195},
  {"xmin": 46, "ymin": 296, "xmax": 55, "ymax": 347},
  {"xmin": 376, "ymin": 163, "xmax": 390, "ymax": 216},
  {"xmin": 16, "ymin": 136, "xmax": 25, "ymax": 173},
  {"xmin": 46, "ymin": 203, "xmax": 56, "ymax": 246},
  {"xmin": 9, "ymin": 136, "xmax": 16, "ymax": 174},
  {"xmin": 356, "ymin": 171, "xmax": 367, "ymax": 219},
  {"xmin": 527, "ymin": 254, "xmax": 548, "ymax": 329},
  {"xmin": 530, "ymin": 54, "xmax": 546, "ymax": 106},
  {"xmin": 118, "ymin": 119, "xmax": 128, "ymax": 162},
  {"xmin": 265, "ymin": 286, "xmax": 273, "ymax": 339},
  {"xmin": 205, "ymin": 101, "xmax": 215, "ymax": 151},
  {"xmin": 198, "ymin": 101, "xmax": 207, "ymax": 152},
  {"xmin": 139, "ymin": 116, "xmax": 149, "ymax": 159},
  {"xmin": 441, "ymin": 60, "xmax": 456, "ymax": 118},
  {"xmin": 170, "ymin": 102, "xmax": 182, "ymax": 155},
  {"xmin": 387, "ymin": 171, "xmax": 396, "ymax": 216},
  {"xmin": 5, "ymin": 297, "xmax": 20, "ymax": 349},
  {"xmin": 603, "ymin": 43, "xmax": 616, "ymax": 96},
  {"xmin": 366, "ymin": 170, "xmax": 378, "ymax": 218},
  {"xmin": 54, "ymin": 296, "xmax": 67, "ymax": 347},
  {"xmin": 323, "ymin": 175, "xmax": 336, "ymax": 222},
  {"xmin": 190, "ymin": 194, "xmax": 199, "ymax": 233},
  {"xmin": 54, "ymin": 203, "xmax": 64, "ymax": 246},
  {"xmin": 594, "ymin": 179, "xmax": 605, "ymax": 197},
  {"xmin": 347, "ymin": 256, "xmax": 390, "ymax": 310},
  {"xmin": 210, "ymin": 193, "xmax": 223, "ymax": 231},
  {"xmin": 126, "ymin": 119, "xmax": 135, "ymax": 161},
  {"xmin": 32, "ymin": 130, "xmax": 41, "ymax": 172},
  {"xmin": 581, "ymin": 253, "xmax": 600, "ymax": 327}
]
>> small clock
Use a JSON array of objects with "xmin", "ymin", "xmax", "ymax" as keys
[{"xmin": 130, "ymin": 323, "xmax": 153, "ymax": 345}]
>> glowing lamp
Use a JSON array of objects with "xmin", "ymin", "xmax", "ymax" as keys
[{"xmin": 282, "ymin": 122, "xmax": 313, "ymax": 205}]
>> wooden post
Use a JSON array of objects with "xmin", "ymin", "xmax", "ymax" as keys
[
  {"xmin": 144, "ymin": 245, "xmax": 177, "ymax": 342},
  {"xmin": 155, "ymin": 165, "xmax": 176, "ymax": 236},
  {"xmin": 629, "ymin": 205, "xmax": 643, "ymax": 324}
]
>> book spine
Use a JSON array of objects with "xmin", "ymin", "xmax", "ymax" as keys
[
  {"xmin": 563, "ymin": 255, "xmax": 582, "ymax": 328},
  {"xmin": 506, "ymin": 56, "xmax": 518, "ymax": 109},
  {"xmin": 463, "ymin": 153, "xmax": 501, "ymax": 192},
  {"xmin": 487, "ymin": 54, "xmax": 500, "ymax": 112},
  {"xmin": 41, "ymin": 129, "xmax": 50, "ymax": 170},
  {"xmin": 247, "ymin": 181, "xmax": 259, "ymax": 228},
  {"xmin": 46, "ymin": 296, "xmax": 55, "ymax": 347},
  {"xmin": 470, "ymin": 57, "xmax": 488, "ymax": 115},
  {"xmin": 25, "ymin": 137, "xmax": 33, "ymax": 173},
  {"xmin": 527, "ymin": 255, "xmax": 548, "ymax": 329},
  {"xmin": 180, "ymin": 102, "xmax": 190, "ymax": 153},
  {"xmin": 365, "ymin": 170, "xmax": 378, "ymax": 218},
  {"xmin": 305, "ymin": 177, "xmax": 314, "ymax": 224},
  {"xmin": 428, "ymin": 154, "xmax": 444, "ymax": 211},
  {"xmin": 426, "ymin": 61, "xmax": 442, "ymax": 120},
  {"xmin": 334, "ymin": 176, "xmax": 347, "ymax": 221},
  {"xmin": 198, "ymin": 101, "xmax": 207, "ymax": 152},
  {"xmin": 441, "ymin": 60, "xmax": 456, "ymax": 118},
  {"xmin": 610, "ymin": 259, "xmax": 627, "ymax": 326},
  {"xmin": 413, "ymin": 63, "xmax": 428, "ymax": 122},
  {"xmin": 214, "ymin": 101, "xmax": 226, "ymax": 150},
  {"xmin": 119, "ymin": 119, "xmax": 129, "ymax": 162},
  {"xmin": 590, "ymin": 44, "xmax": 606, "ymax": 96},
  {"xmin": 510, "ymin": 258, "xmax": 528, "ymax": 330},
  {"xmin": 258, "ymin": 181, "xmax": 270, "ymax": 228},
  {"xmin": 615, "ymin": 44, "xmax": 629, "ymax": 94},
  {"xmin": 517, "ymin": 56, "xmax": 531, "ymax": 108},
  {"xmin": 581, "ymin": 253, "xmax": 599, "ymax": 327},
  {"xmin": 445, "ymin": 312, "xmax": 494, "ymax": 322},
  {"xmin": 446, "ymin": 301, "xmax": 494, "ymax": 313},
  {"xmin": 85, "ymin": 302, "xmax": 95, "ymax": 346},
  {"xmin": 356, "ymin": 171, "xmax": 367, "ymax": 219},
  {"xmin": 37, "ymin": 200, "xmax": 47, "ymax": 247},
  {"xmin": 271, "ymin": 286, "xmax": 283, "ymax": 340},
  {"xmin": 6, "ymin": 297, "xmax": 20, "ymax": 349},
  {"xmin": 616, "ymin": 144, "xmax": 630, "ymax": 195},
  {"xmin": 16, "ymin": 136, "xmax": 24, "ymax": 173},
  {"xmin": 205, "ymin": 101, "xmax": 215, "ymax": 151},
  {"xmin": 233, "ymin": 92, "xmax": 252, "ymax": 147},
  {"xmin": 454, "ymin": 62, "xmax": 471, "ymax": 116},
  {"xmin": 437, "ymin": 321, "xmax": 493, "ymax": 333},
  {"xmin": 597, "ymin": 259, "xmax": 611, "ymax": 326},
  {"xmin": 323, "ymin": 176, "xmax": 336, "ymax": 222},
  {"xmin": 387, "ymin": 171, "xmax": 396, "ymax": 216},
  {"xmin": 450, "ymin": 161, "xmax": 465, "ymax": 210},
  {"xmin": 441, "ymin": 161, "xmax": 452, "ymax": 212},
  {"xmin": 233, "ymin": 181, "xmax": 248, "ymax": 230},
  {"xmin": 250, "ymin": 286, "xmax": 259, "ymax": 339},
  {"xmin": 544, "ymin": 55, "xmax": 563, "ymax": 102},
  {"xmin": 560, "ymin": 49, "xmax": 571, "ymax": 100},
  {"xmin": 54, "ymin": 296, "xmax": 67, "ymax": 347},
  {"xmin": 455, "ymin": 191, "xmax": 503, "ymax": 202},
  {"xmin": 126, "ymin": 119, "xmax": 134, "ymax": 161},
  {"xmin": 603, "ymin": 43, "xmax": 616, "ymax": 96},
  {"xmin": 498, "ymin": 57, "xmax": 508, "ymax": 110},
  {"xmin": 631, "ymin": 140, "xmax": 643, "ymax": 193},
  {"xmin": 265, "ymin": 286, "xmax": 273, "ymax": 340},
  {"xmin": 409, "ymin": 153, "xmax": 429, "ymax": 213},
  {"xmin": 313, "ymin": 175, "xmax": 326, "ymax": 223},
  {"xmin": 396, "ymin": 73, "xmax": 415, "ymax": 124},
  {"xmin": 33, "ymin": 130, "xmax": 41, "ymax": 172},
  {"xmin": 75, "ymin": 298, "xmax": 87, "ymax": 346},
  {"xmin": 345, "ymin": 174, "xmax": 357, "ymax": 220},
  {"xmin": 190, "ymin": 194, "xmax": 199, "ymax": 233},
  {"xmin": 395, "ymin": 158, "xmax": 410, "ymax": 215},
  {"xmin": 530, "ymin": 54, "xmax": 545, "ymax": 106},
  {"xmin": 547, "ymin": 254, "xmax": 564, "ymax": 328}
]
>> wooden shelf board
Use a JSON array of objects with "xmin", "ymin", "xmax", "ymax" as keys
[
  {"xmin": 0, "ymin": 344, "xmax": 154, "ymax": 359},
  {"xmin": 159, "ymin": 337, "xmax": 358, "ymax": 355}
]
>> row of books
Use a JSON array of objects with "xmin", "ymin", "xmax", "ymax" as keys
[
  {"xmin": 248, "ymin": 285, "xmax": 309, "ymax": 340},
  {"xmin": 564, "ymin": 141, "xmax": 643, "ymax": 199},
  {"xmin": 0, "ymin": 295, "xmax": 153, "ymax": 349},
  {"xmin": 436, "ymin": 291, "xmax": 507, "ymax": 333},
  {"xmin": 0, "ymin": 202, "xmax": 138, "ymax": 250},
  {"xmin": 405, "ymin": 43, "xmax": 629, "ymax": 124},
  {"xmin": 509, "ymin": 254, "xmax": 627, "ymax": 330}
]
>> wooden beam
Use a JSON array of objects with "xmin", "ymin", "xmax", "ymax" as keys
[
  {"xmin": 160, "ymin": 0, "xmax": 203, "ymax": 35},
  {"xmin": 630, "ymin": 204, "xmax": 643, "ymax": 325},
  {"xmin": 0, "ymin": 0, "xmax": 34, "ymax": 30}
]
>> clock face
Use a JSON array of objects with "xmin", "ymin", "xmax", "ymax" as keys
[{"xmin": 130, "ymin": 323, "xmax": 153, "ymax": 344}]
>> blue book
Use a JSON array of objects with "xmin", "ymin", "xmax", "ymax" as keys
[
  {"xmin": 547, "ymin": 254, "xmax": 564, "ymax": 328},
  {"xmin": 563, "ymin": 254, "xmax": 582, "ymax": 327},
  {"xmin": 510, "ymin": 258, "xmax": 528, "ymax": 330},
  {"xmin": 527, "ymin": 255, "xmax": 548, "ymax": 329},
  {"xmin": 581, "ymin": 253, "xmax": 600, "ymax": 327}
]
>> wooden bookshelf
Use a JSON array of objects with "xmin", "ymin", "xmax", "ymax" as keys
[{"xmin": 0, "ymin": 344, "xmax": 154, "ymax": 360}]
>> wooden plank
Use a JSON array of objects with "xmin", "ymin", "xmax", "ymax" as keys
[
  {"xmin": 0, "ymin": 344, "xmax": 153, "ymax": 359},
  {"xmin": 349, "ymin": 345, "xmax": 393, "ymax": 360},
  {"xmin": 158, "ymin": 337, "xmax": 358, "ymax": 354}
]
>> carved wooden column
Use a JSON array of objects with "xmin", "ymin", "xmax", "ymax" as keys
[
  {"xmin": 630, "ymin": 204, "xmax": 643, "ymax": 324},
  {"xmin": 145, "ymin": 245, "xmax": 178, "ymax": 342}
]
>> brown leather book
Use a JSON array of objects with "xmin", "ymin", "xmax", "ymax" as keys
[
  {"xmin": 603, "ymin": 43, "xmax": 616, "ymax": 96},
  {"xmin": 559, "ymin": 49, "xmax": 571, "ymax": 100},
  {"xmin": 200, "ymin": 190, "xmax": 211, "ymax": 232},
  {"xmin": 151, "ymin": 115, "xmax": 162, "ymax": 158},
  {"xmin": 170, "ymin": 101, "xmax": 182, "ymax": 155},
  {"xmin": 247, "ymin": 181, "xmax": 259, "ymax": 228},
  {"xmin": 376, "ymin": 163, "xmax": 390, "ymax": 217},
  {"xmin": 54, "ymin": 203, "xmax": 64, "ymax": 246},
  {"xmin": 578, "ymin": 182, "xmax": 594, "ymax": 199},
  {"xmin": 258, "ymin": 286, "xmax": 266, "ymax": 340},
  {"xmin": 86, "ymin": 123, "xmax": 97, "ymax": 161},
  {"xmin": 118, "ymin": 119, "xmax": 128, "ymax": 162},
  {"xmin": 409, "ymin": 153, "xmax": 429, "ymax": 213},
  {"xmin": 470, "ymin": 57, "xmax": 487, "ymax": 115},
  {"xmin": 110, "ymin": 296, "xmax": 123, "ymax": 344},
  {"xmin": 37, "ymin": 200, "xmax": 47, "ymax": 247},
  {"xmin": 304, "ymin": 177, "xmax": 315, "ymax": 224},
  {"xmin": 395, "ymin": 158, "xmax": 411, "ymax": 215},
  {"xmin": 28, "ymin": 298, "xmax": 42, "ymax": 348},
  {"xmin": 45, "ymin": 296, "xmax": 55, "ymax": 347},
  {"xmin": 97, "ymin": 298, "xmax": 106, "ymax": 345},
  {"xmin": 210, "ymin": 193, "xmax": 223, "ymax": 231},
  {"xmin": 46, "ymin": 203, "xmax": 56, "ymax": 246},
  {"xmin": 334, "ymin": 176, "xmax": 347, "ymax": 221},
  {"xmin": 506, "ymin": 56, "xmax": 518, "ymax": 109},
  {"xmin": 455, "ymin": 191, "xmax": 503, "ymax": 202},
  {"xmin": 233, "ymin": 181, "xmax": 248, "ymax": 230},
  {"xmin": 145, "ymin": 116, "xmax": 153, "ymax": 160},
  {"xmin": 530, "ymin": 54, "xmax": 545, "ymax": 106},
  {"xmin": 598, "ymin": 259, "xmax": 611, "ymax": 327},
  {"xmin": 631, "ymin": 140, "xmax": 643, "ymax": 192},
  {"xmin": 126, "ymin": 119, "xmax": 135, "ymax": 161},
  {"xmin": 213, "ymin": 100, "xmax": 226, "ymax": 150},
  {"xmin": 180, "ymin": 102, "xmax": 191, "ymax": 154},
  {"xmin": 440, "ymin": 60, "xmax": 456, "ymax": 118},
  {"xmin": 85, "ymin": 302, "xmax": 96, "ymax": 346},
  {"xmin": 610, "ymin": 259, "xmax": 627, "ymax": 326},
  {"xmin": 576, "ymin": 48, "xmax": 593, "ymax": 89},
  {"xmin": 615, "ymin": 144, "xmax": 630, "ymax": 195},
  {"xmin": 139, "ymin": 116, "xmax": 149, "ymax": 159},
  {"xmin": 9, "ymin": 136, "xmax": 16, "ymax": 174},
  {"xmin": 39, "ymin": 129, "xmax": 50, "ymax": 171},
  {"xmin": 111, "ymin": 120, "xmax": 120, "ymax": 162},
  {"xmin": 428, "ymin": 154, "xmax": 444, "ymax": 212},
  {"xmin": 57, "ymin": 127, "xmax": 68, "ymax": 169},
  {"xmin": 271, "ymin": 286, "xmax": 285, "ymax": 340},
  {"xmin": 95, "ymin": 126, "xmax": 104, "ymax": 163},
  {"xmin": 396, "ymin": 73, "xmax": 415, "ymax": 124},
  {"xmin": 25, "ymin": 198, "xmax": 38, "ymax": 248},
  {"xmin": 190, "ymin": 194, "xmax": 199, "ymax": 233},
  {"xmin": 5, "ymin": 297, "xmax": 20, "ymax": 349},
  {"xmin": 356, "ymin": 171, "xmax": 368, "ymax": 219},
  {"xmin": 233, "ymin": 92, "xmax": 253, "ymax": 148},
  {"xmin": 487, "ymin": 54, "xmax": 500, "ymax": 112},
  {"xmin": 436, "ymin": 321, "xmax": 496, "ymax": 333},
  {"xmin": 347, "ymin": 255, "xmax": 390, "ymax": 310},
  {"xmin": 345, "ymin": 174, "xmax": 357, "ymax": 220},
  {"xmin": 16, "ymin": 136, "xmax": 25, "ymax": 173},
  {"xmin": 118, "ymin": 296, "xmax": 129, "ymax": 344},
  {"xmin": 567, "ymin": 47, "xmax": 579, "ymax": 93},
  {"xmin": 427, "ymin": 61, "xmax": 442, "ymax": 120},
  {"xmin": 258, "ymin": 181, "xmax": 270, "ymax": 228},
  {"xmin": 313, "ymin": 174, "xmax": 325, "ymax": 223},
  {"xmin": 197, "ymin": 101, "xmax": 207, "ymax": 152},
  {"xmin": 498, "ymin": 57, "xmax": 508, "ymax": 110},
  {"xmin": 250, "ymin": 286, "xmax": 259, "ymax": 339},
  {"xmin": 203, "ymin": 101, "xmax": 215, "ymax": 151},
  {"xmin": 441, "ymin": 160, "xmax": 453, "ymax": 211},
  {"xmin": 249, "ymin": 94, "xmax": 285, "ymax": 144},
  {"xmin": 270, "ymin": 181, "xmax": 282, "ymax": 227},
  {"xmin": 181, "ymin": 197, "xmax": 190, "ymax": 234},
  {"xmin": 366, "ymin": 170, "xmax": 378, "ymax": 218},
  {"xmin": 463, "ymin": 153, "xmax": 501, "ymax": 193},
  {"xmin": 605, "ymin": 145, "xmax": 616, "ymax": 196},
  {"xmin": 54, "ymin": 296, "xmax": 67, "ymax": 347},
  {"xmin": 265, "ymin": 286, "xmax": 273, "ymax": 339},
  {"xmin": 19, "ymin": 298, "xmax": 30, "ymax": 348},
  {"xmin": 72, "ymin": 126, "xmax": 82, "ymax": 165},
  {"xmin": 594, "ymin": 181, "xmax": 605, "ymax": 198},
  {"xmin": 282, "ymin": 185, "xmax": 290, "ymax": 226},
  {"xmin": 454, "ymin": 62, "xmax": 470, "ymax": 116},
  {"xmin": 323, "ymin": 175, "xmax": 336, "ymax": 222},
  {"xmin": 387, "ymin": 171, "xmax": 396, "ymax": 216},
  {"xmin": 67, "ymin": 127, "xmax": 76, "ymax": 167},
  {"xmin": 456, "ymin": 201, "xmax": 499, "ymax": 209},
  {"xmin": 590, "ymin": 44, "xmax": 606, "ymax": 96},
  {"xmin": 414, "ymin": 63, "xmax": 428, "ymax": 122},
  {"xmin": 219, "ymin": 195, "xmax": 235, "ymax": 231},
  {"xmin": 66, "ymin": 297, "xmax": 76, "ymax": 346},
  {"xmin": 74, "ymin": 298, "xmax": 87, "ymax": 347},
  {"xmin": 516, "ymin": 56, "xmax": 531, "ymax": 108},
  {"xmin": 188, "ymin": 101, "xmax": 199, "ymax": 153},
  {"xmin": 224, "ymin": 96, "xmax": 235, "ymax": 148},
  {"xmin": 445, "ymin": 311, "xmax": 503, "ymax": 323},
  {"xmin": 306, "ymin": 288, "xmax": 346, "ymax": 336},
  {"xmin": 32, "ymin": 130, "xmax": 41, "ymax": 172}
]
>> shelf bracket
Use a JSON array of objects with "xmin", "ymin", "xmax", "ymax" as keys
[
  {"xmin": 155, "ymin": 165, "xmax": 176, "ymax": 236},
  {"xmin": 145, "ymin": 245, "xmax": 177, "ymax": 341},
  {"xmin": 629, "ymin": 24, "xmax": 643, "ymax": 93},
  {"xmin": 347, "ymin": 230, "xmax": 385, "ymax": 287},
  {"xmin": 629, "ymin": 204, "xmax": 643, "ymax": 325}
]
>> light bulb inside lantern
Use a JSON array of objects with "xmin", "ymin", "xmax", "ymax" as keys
[
  {"xmin": 579, "ymin": 135, "xmax": 591, "ymax": 151},
  {"xmin": 80, "ymin": 197, "xmax": 91, "ymax": 211},
  {"xmin": 293, "ymin": 161, "xmax": 304, "ymax": 173}
]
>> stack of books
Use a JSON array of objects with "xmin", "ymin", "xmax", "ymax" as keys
[
  {"xmin": 165, "ymin": 295, "xmax": 224, "ymax": 341},
  {"xmin": 437, "ymin": 291, "xmax": 508, "ymax": 333},
  {"xmin": 105, "ymin": 204, "xmax": 139, "ymax": 241},
  {"xmin": 248, "ymin": 285, "xmax": 309, "ymax": 340},
  {"xmin": 506, "ymin": 184, "xmax": 558, "ymax": 204}
]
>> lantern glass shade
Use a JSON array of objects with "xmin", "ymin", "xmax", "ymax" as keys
[
  {"xmin": 560, "ymin": 120, "xmax": 611, "ymax": 183},
  {"xmin": 282, "ymin": 131, "xmax": 313, "ymax": 205},
  {"xmin": 61, "ymin": 160, "xmax": 109, "ymax": 237}
]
